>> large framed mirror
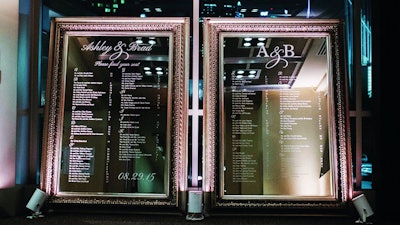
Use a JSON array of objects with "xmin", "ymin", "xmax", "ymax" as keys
[
  {"xmin": 40, "ymin": 17, "xmax": 189, "ymax": 211},
  {"xmin": 202, "ymin": 18, "xmax": 352, "ymax": 213}
]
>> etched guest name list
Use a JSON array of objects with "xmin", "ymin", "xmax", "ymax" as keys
[
  {"xmin": 60, "ymin": 35, "xmax": 169, "ymax": 194},
  {"xmin": 222, "ymin": 36, "xmax": 330, "ymax": 196}
]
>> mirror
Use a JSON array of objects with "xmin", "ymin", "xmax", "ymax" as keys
[
  {"xmin": 203, "ymin": 18, "xmax": 351, "ymax": 212},
  {"xmin": 41, "ymin": 17, "xmax": 189, "ymax": 210}
]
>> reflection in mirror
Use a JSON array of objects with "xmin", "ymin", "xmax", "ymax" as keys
[
  {"xmin": 221, "ymin": 35, "xmax": 332, "ymax": 199},
  {"xmin": 59, "ymin": 34, "xmax": 171, "ymax": 196}
]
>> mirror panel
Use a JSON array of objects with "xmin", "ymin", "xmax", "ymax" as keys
[
  {"xmin": 41, "ymin": 17, "xmax": 189, "ymax": 208},
  {"xmin": 203, "ymin": 18, "xmax": 351, "ymax": 211}
]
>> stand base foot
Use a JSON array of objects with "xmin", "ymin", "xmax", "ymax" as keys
[
  {"xmin": 186, "ymin": 213, "xmax": 204, "ymax": 221},
  {"xmin": 354, "ymin": 218, "xmax": 373, "ymax": 224},
  {"xmin": 26, "ymin": 212, "xmax": 45, "ymax": 219}
]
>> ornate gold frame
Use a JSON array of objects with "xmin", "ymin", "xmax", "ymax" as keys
[
  {"xmin": 41, "ymin": 17, "xmax": 189, "ymax": 210},
  {"xmin": 202, "ymin": 18, "xmax": 352, "ymax": 213}
]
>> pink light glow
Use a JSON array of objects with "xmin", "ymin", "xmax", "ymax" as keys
[{"xmin": 0, "ymin": 145, "xmax": 16, "ymax": 188}]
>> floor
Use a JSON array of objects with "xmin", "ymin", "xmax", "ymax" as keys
[{"xmin": 0, "ymin": 211, "xmax": 387, "ymax": 225}]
